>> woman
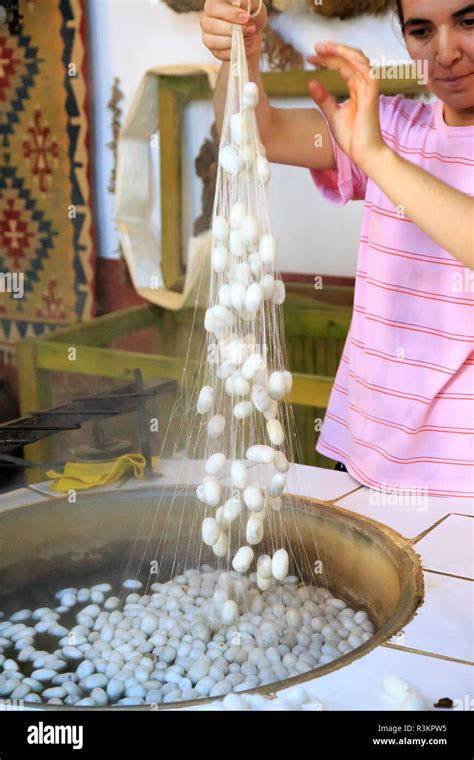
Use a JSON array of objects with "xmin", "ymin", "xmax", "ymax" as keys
[{"xmin": 201, "ymin": 0, "xmax": 474, "ymax": 498}]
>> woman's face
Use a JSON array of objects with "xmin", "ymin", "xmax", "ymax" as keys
[{"xmin": 401, "ymin": 0, "xmax": 474, "ymax": 111}]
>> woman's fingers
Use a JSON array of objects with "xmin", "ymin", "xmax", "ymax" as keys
[
  {"xmin": 315, "ymin": 41, "xmax": 369, "ymax": 64},
  {"xmin": 201, "ymin": 14, "xmax": 257, "ymax": 36},
  {"xmin": 313, "ymin": 54, "xmax": 360, "ymax": 86},
  {"xmin": 332, "ymin": 42, "xmax": 371, "ymax": 68},
  {"xmin": 202, "ymin": 32, "xmax": 236, "ymax": 51},
  {"xmin": 201, "ymin": 16, "xmax": 233, "ymax": 35},
  {"xmin": 204, "ymin": 0, "xmax": 250, "ymax": 24},
  {"xmin": 213, "ymin": 50, "xmax": 232, "ymax": 62},
  {"xmin": 314, "ymin": 42, "xmax": 372, "ymax": 80}
]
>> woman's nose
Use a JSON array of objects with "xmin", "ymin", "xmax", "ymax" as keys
[{"xmin": 435, "ymin": 27, "xmax": 462, "ymax": 68}]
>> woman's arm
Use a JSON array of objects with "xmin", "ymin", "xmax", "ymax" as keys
[
  {"xmin": 363, "ymin": 145, "xmax": 474, "ymax": 270},
  {"xmin": 309, "ymin": 42, "xmax": 473, "ymax": 270},
  {"xmin": 205, "ymin": 1, "xmax": 336, "ymax": 170}
]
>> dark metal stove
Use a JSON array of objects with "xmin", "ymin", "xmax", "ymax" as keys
[{"xmin": 0, "ymin": 369, "xmax": 177, "ymax": 483}]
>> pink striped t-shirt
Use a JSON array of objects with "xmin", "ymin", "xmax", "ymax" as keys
[{"xmin": 311, "ymin": 94, "xmax": 474, "ymax": 498}]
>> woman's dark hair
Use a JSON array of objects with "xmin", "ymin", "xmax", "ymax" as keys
[{"xmin": 395, "ymin": 0, "xmax": 404, "ymax": 28}]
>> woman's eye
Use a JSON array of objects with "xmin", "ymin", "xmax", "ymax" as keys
[
  {"xmin": 461, "ymin": 17, "xmax": 474, "ymax": 27},
  {"xmin": 409, "ymin": 28, "xmax": 431, "ymax": 38}
]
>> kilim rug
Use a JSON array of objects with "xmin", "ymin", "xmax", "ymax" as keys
[{"xmin": 0, "ymin": 0, "xmax": 95, "ymax": 362}]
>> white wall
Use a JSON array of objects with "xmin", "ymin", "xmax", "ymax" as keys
[{"xmin": 87, "ymin": 1, "xmax": 408, "ymax": 276}]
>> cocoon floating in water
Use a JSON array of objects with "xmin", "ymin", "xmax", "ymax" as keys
[
  {"xmin": 234, "ymin": 400, "xmax": 253, "ymax": 420},
  {"xmin": 268, "ymin": 371, "xmax": 287, "ymax": 400},
  {"xmin": 197, "ymin": 386, "xmax": 214, "ymax": 414},
  {"xmin": 219, "ymin": 145, "xmax": 239, "ymax": 175},
  {"xmin": 212, "ymin": 215, "xmax": 229, "ymax": 243},
  {"xmin": 231, "ymin": 461, "xmax": 247, "ymax": 490},
  {"xmin": 205, "ymin": 453, "xmax": 226, "ymax": 476},
  {"xmin": 243, "ymin": 81, "xmax": 259, "ymax": 109},
  {"xmin": 230, "ymin": 203, "xmax": 245, "ymax": 229},
  {"xmin": 232, "ymin": 546, "xmax": 254, "ymax": 573},
  {"xmin": 212, "ymin": 245, "xmax": 229, "ymax": 274},
  {"xmin": 274, "ymin": 451, "xmax": 289, "ymax": 473},
  {"xmin": 246, "ymin": 445, "xmax": 274, "ymax": 464},
  {"xmin": 257, "ymin": 554, "xmax": 272, "ymax": 579},
  {"xmin": 267, "ymin": 418, "xmax": 285, "ymax": 446},
  {"xmin": 230, "ymin": 229, "xmax": 244, "ymax": 258},
  {"xmin": 212, "ymin": 531, "xmax": 229, "ymax": 558},
  {"xmin": 218, "ymin": 284, "xmax": 232, "ymax": 307},
  {"xmin": 272, "ymin": 549, "xmax": 289, "ymax": 581},
  {"xmin": 246, "ymin": 515, "xmax": 264, "ymax": 545},
  {"xmin": 273, "ymin": 280, "xmax": 286, "ymax": 305},
  {"xmin": 260, "ymin": 274, "xmax": 274, "ymax": 300},
  {"xmin": 221, "ymin": 600, "xmax": 238, "ymax": 626},
  {"xmin": 252, "ymin": 384, "xmax": 271, "ymax": 413},
  {"xmin": 241, "ymin": 215, "xmax": 259, "ymax": 246},
  {"xmin": 257, "ymin": 156, "xmax": 271, "ymax": 184},
  {"xmin": 242, "ymin": 353, "xmax": 265, "ymax": 380},
  {"xmin": 207, "ymin": 415, "xmax": 226, "ymax": 438},
  {"xmin": 243, "ymin": 485, "xmax": 264, "ymax": 512},
  {"xmin": 260, "ymin": 234, "xmax": 276, "ymax": 265},
  {"xmin": 269, "ymin": 472, "xmax": 287, "ymax": 497},
  {"xmin": 204, "ymin": 477, "xmax": 221, "ymax": 507},
  {"xmin": 202, "ymin": 517, "xmax": 220, "ymax": 546},
  {"xmin": 257, "ymin": 574, "xmax": 272, "ymax": 591},
  {"xmin": 231, "ymin": 281, "xmax": 246, "ymax": 311},
  {"xmin": 230, "ymin": 113, "xmax": 242, "ymax": 145},
  {"xmin": 244, "ymin": 283, "xmax": 263, "ymax": 313}
]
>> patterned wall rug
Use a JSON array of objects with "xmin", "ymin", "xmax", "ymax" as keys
[{"xmin": 0, "ymin": 0, "xmax": 95, "ymax": 363}]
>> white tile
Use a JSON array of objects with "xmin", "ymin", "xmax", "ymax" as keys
[
  {"xmin": 414, "ymin": 515, "xmax": 474, "ymax": 579},
  {"xmin": 389, "ymin": 572, "xmax": 473, "ymax": 662},
  {"xmin": 423, "ymin": 496, "xmax": 474, "ymax": 518},
  {"xmin": 276, "ymin": 645, "xmax": 474, "ymax": 711},
  {"xmin": 0, "ymin": 487, "xmax": 49, "ymax": 513},
  {"xmin": 286, "ymin": 463, "xmax": 362, "ymax": 502},
  {"xmin": 334, "ymin": 487, "xmax": 460, "ymax": 540}
]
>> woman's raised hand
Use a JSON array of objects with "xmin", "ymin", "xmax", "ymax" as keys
[
  {"xmin": 307, "ymin": 42, "xmax": 385, "ymax": 173},
  {"xmin": 201, "ymin": 0, "xmax": 267, "ymax": 62}
]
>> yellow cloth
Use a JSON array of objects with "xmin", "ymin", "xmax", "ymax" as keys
[{"xmin": 46, "ymin": 454, "xmax": 159, "ymax": 492}]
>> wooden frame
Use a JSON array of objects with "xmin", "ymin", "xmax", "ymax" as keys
[
  {"xmin": 159, "ymin": 69, "xmax": 426, "ymax": 288},
  {"xmin": 16, "ymin": 288, "xmax": 352, "ymax": 478},
  {"xmin": 16, "ymin": 69, "xmax": 426, "ymax": 477}
]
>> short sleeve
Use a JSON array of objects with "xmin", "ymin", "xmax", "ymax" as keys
[{"xmin": 309, "ymin": 104, "xmax": 368, "ymax": 206}]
